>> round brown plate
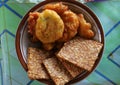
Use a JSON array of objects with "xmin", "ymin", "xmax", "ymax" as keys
[{"xmin": 16, "ymin": 0, "xmax": 104, "ymax": 84}]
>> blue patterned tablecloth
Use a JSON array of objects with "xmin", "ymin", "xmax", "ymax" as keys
[{"xmin": 0, "ymin": 0, "xmax": 120, "ymax": 85}]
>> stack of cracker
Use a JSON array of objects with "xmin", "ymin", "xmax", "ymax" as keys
[
  {"xmin": 57, "ymin": 37, "xmax": 103, "ymax": 71},
  {"xmin": 27, "ymin": 37, "xmax": 103, "ymax": 85},
  {"xmin": 43, "ymin": 57, "xmax": 73, "ymax": 85}
]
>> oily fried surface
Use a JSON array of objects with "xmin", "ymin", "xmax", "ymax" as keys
[
  {"xmin": 78, "ymin": 14, "xmax": 94, "ymax": 39},
  {"xmin": 27, "ymin": 12, "xmax": 39, "ymax": 42},
  {"xmin": 27, "ymin": 3, "xmax": 95, "ymax": 51},
  {"xmin": 58, "ymin": 10, "xmax": 79, "ymax": 42},
  {"xmin": 35, "ymin": 9, "xmax": 64, "ymax": 44},
  {"xmin": 28, "ymin": 12, "xmax": 39, "ymax": 35},
  {"xmin": 43, "ymin": 2, "xmax": 68, "ymax": 15},
  {"xmin": 44, "ymin": 3, "xmax": 79, "ymax": 42},
  {"xmin": 43, "ymin": 43, "xmax": 55, "ymax": 51}
]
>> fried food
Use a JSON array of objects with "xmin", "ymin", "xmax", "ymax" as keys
[
  {"xmin": 35, "ymin": 9, "xmax": 64, "ymax": 44},
  {"xmin": 43, "ymin": 57, "xmax": 73, "ymax": 85},
  {"xmin": 26, "ymin": 2, "xmax": 103, "ymax": 84},
  {"xmin": 43, "ymin": 2, "xmax": 68, "ymax": 15},
  {"xmin": 58, "ymin": 10, "xmax": 79, "ymax": 42},
  {"xmin": 27, "ymin": 12, "xmax": 39, "ymax": 42},
  {"xmin": 57, "ymin": 37, "xmax": 103, "ymax": 71},
  {"xmin": 28, "ymin": 12, "xmax": 39, "ymax": 35},
  {"xmin": 78, "ymin": 14, "xmax": 94, "ymax": 39},
  {"xmin": 43, "ymin": 43, "xmax": 55, "ymax": 51},
  {"xmin": 27, "ymin": 47, "xmax": 50, "ymax": 79}
]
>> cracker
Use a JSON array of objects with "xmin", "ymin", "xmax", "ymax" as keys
[
  {"xmin": 27, "ymin": 47, "xmax": 50, "ymax": 79},
  {"xmin": 59, "ymin": 59, "xmax": 84, "ymax": 77},
  {"xmin": 57, "ymin": 37, "xmax": 103, "ymax": 71},
  {"xmin": 43, "ymin": 57, "xmax": 73, "ymax": 85}
]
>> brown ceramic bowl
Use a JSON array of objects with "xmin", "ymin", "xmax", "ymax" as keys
[{"xmin": 15, "ymin": 0, "xmax": 104, "ymax": 84}]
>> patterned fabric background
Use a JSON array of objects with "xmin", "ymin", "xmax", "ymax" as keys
[{"xmin": 0, "ymin": 0, "xmax": 120, "ymax": 85}]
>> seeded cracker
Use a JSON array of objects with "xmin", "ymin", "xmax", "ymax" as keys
[
  {"xmin": 57, "ymin": 37, "xmax": 103, "ymax": 71},
  {"xmin": 43, "ymin": 57, "xmax": 73, "ymax": 85},
  {"xmin": 59, "ymin": 59, "xmax": 84, "ymax": 77},
  {"xmin": 27, "ymin": 47, "xmax": 50, "ymax": 79}
]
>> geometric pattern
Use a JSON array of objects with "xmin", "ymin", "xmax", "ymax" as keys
[
  {"xmin": 0, "ymin": 0, "xmax": 120, "ymax": 85},
  {"xmin": 108, "ymin": 45, "xmax": 120, "ymax": 68}
]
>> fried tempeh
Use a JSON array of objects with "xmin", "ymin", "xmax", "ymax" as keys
[
  {"xmin": 43, "ymin": 57, "xmax": 73, "ymax": 85},
  {"xmin": 57, "ymin": 37, "xmax": 103, "ymax": 71},
  {"xmin": 27, "ymin": 47, "xmax": 50, "ymax": 79}
]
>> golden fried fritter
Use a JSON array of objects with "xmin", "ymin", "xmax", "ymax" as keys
[
  {"xmin": 43, "ymin": 2, "xmax": 68, "ymax": 15},
  {"xmin": 43, "ymin": 43, "xmax": 55, "ymax": 51},
  {"xmin": 58, "ymin": 10, "xmax": 79, "ymax": 42},
  {"xmin": 27, "ymin": 12, "xmax": 39, "ymax": 42},
  {"xmin": 78, "ymin": 14, "xmax": 94, "ymax": 39},
  {"xmin": 35, "ymin": 9, "xmax": 64, "ymax": 44},
  {"xmin": 28, "ymin": 12, "xmax": 39, "ymax": 35}
]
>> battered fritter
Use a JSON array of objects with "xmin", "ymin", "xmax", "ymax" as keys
[
  {"xmin": 43, "ymin": 2, "xmax": 68, "ymax": 14},
  {"xmin": 78, "ymin": 14, "xmax": 94, "ymax": 39},
  {"xmin": 58, "ymin": 10, "xmax": 79, "ymax": 42},
  {"xmin": 35, "ymin": 9, "xmax": 64, "ymax": 44}
]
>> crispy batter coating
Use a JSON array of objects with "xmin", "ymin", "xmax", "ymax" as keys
[
  {"xmin": 27, "ymin": 12, "xmax": 39, "ymax": 42},
  {"xmin": 78, "ymin": 14, "xmax": 94, "ymax": 39},
  {"xmin": 28, "ymin": 12, "xmax": 39, "ymax": 35},
  {"xmin": 43, "ymin": 43, "xmax": 55, "ymax": 51},
  {"xmin": 43, "ymin": 2, "xmax": 68, "ymax": 15},
  {"xmin": 58, "ymin": 10, "xmax": 79, "ymax": 42},
  {"xmin": 35, "ymin": 9, "xmax": 64, "ymax": 44}
]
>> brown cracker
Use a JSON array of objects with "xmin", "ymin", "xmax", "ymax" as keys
[
  {"xmin": 27, "ymin": 47, "xmax": 50, "ymax": 79},
  {"xmin": 43, "ymin": 57, "xmax": 73, "ymax": 85},
  {"xmin": 57, "ymin": 37, "xmax": 103, "ymax": 71},
  {"xmin": 59, "ymin": 59, "xmax": 84, "ymax": 78}
]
